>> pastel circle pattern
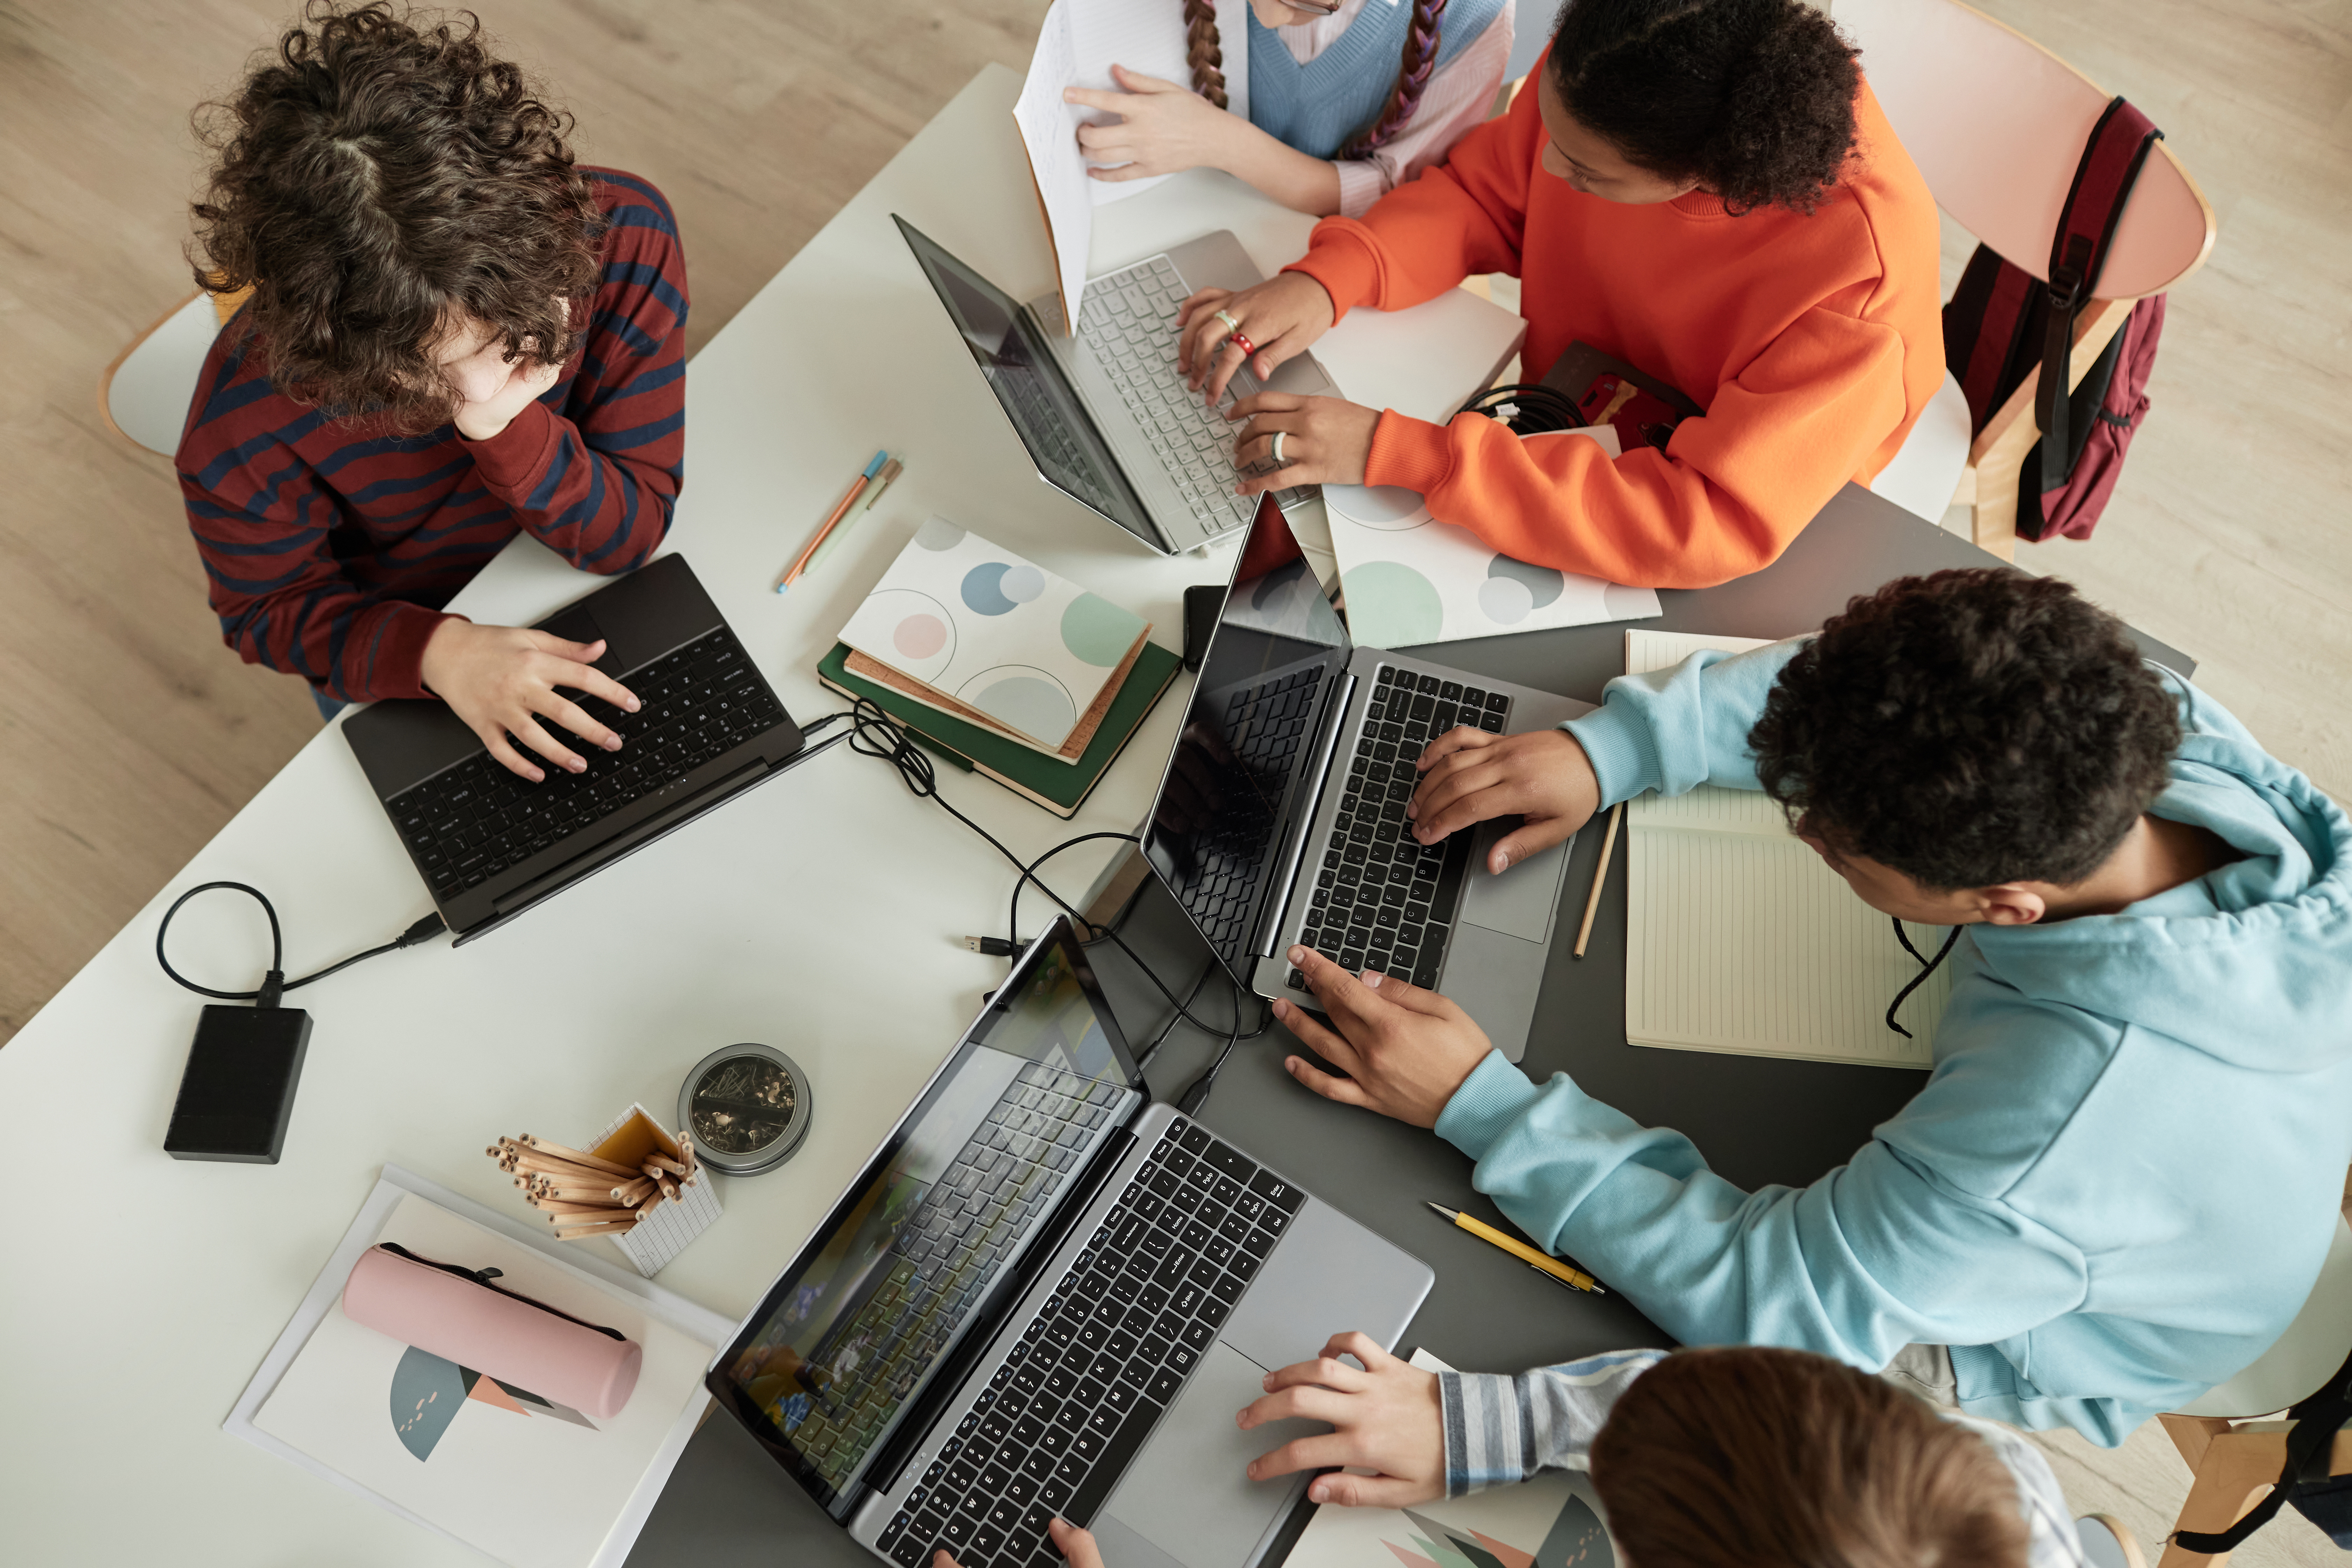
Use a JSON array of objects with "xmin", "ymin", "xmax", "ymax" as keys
[
  {"xmin": 895, "ymin": 614, "xmax": 948, "ymax": 659},
  {"xmin": 1060, "ymin": 592, "xmax": 1140, "ymax": 667},
  {"xmin": 1000, "ymin": 565, "xmax": 1045, "ymax": 604},
  {"xmin": 913, "ymin": 517, "xmax": 966, "ymax": 551},
  {"xmin": 1340, "ymin": 562, "xmax": 1443, "ymax": 648},
  {"xmin": 961, "ymin": 667, "xmax": 1078, "ymax": 743},
  {"xmin": 1485, "ymin": 553, "xmax": 1563, "ymax": 610},
  {"xmin": 1326, "ymin": 484, "xmax": 1434, "ymax": 532},
  {"xmin": 961, "ymin": 562, "xmax": 1020, "ymax": 616},
  {"xmin": 858, "ymin": 588, "xmax": 955, "ymax": 681},
  {"xmin": 1477, "ymin": 575, "xmax": 1536, "ymax": 625}
]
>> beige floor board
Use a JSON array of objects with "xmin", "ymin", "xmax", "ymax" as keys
[{"xmin": 2, "ymin": 0, "xmax": 2348, "ymax": 1558}]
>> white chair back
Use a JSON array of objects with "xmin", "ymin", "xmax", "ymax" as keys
[
  {"xmin": 2180, "ymin": 1212, "xmax": 2352, "ymax": 1420},
  {"xmin": 1832, "ymin": 0, "xmax": 2213, "ymax": 297},
  {"xmin": 100, "ymin": 293, "xmax": 223, "ymax": 458}
]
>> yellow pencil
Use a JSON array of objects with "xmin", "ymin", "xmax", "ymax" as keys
[{"xmin": 1425, "ymin": 1202, "xmax": 1605, "ymax": 1294}]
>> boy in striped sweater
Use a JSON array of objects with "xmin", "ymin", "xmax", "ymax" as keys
[{"xmin": 178, "ymin": 3, "xmax": 682, "ymax": 782}]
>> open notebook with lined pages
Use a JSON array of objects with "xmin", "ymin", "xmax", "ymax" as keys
[{"xmin": 1623, "ymin": 630, "xmax": 1954, "ymax": 1070}]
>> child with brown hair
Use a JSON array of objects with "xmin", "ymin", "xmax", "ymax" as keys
[
  {"xmin": 935, "ymin": 1337, "xmax": 2084, "ymax": 1568},
  {"xmin": 1061, "ymin": 0, "xmax": 1513, "ymax": 218}
]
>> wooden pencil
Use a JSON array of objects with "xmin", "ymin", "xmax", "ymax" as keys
[
  {"xmin": 554, "ymin": 1220, "xmax": 637, "ymax": 1240},
  {"xmin": 514, "ymin": 1135, "xmax": 639, "ymax": 1179},
  {"xmin": 644, "ymin": 1153, "xmax": 690, "ymax": 1178},
  {"xmin": 1572, "ymin": 803, "xmax": 1625, "ymax": 959},
  {"xmin": 612, "ymin": 1178, "xmax": 657, "ymax": 1206}
]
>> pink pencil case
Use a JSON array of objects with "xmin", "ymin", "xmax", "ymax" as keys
[{"xmin": 342, "ymin": 1242, "xmax": 643, "ymax": 1419}]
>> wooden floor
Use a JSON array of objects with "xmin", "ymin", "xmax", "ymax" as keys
[{"xmin": 1, "ymin": 0, "xmax": 2343, "ymax": 1559}]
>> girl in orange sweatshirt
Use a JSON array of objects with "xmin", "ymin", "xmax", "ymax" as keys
[{"xmin": 1178, "ymin": 0, "xmax": 1945, "ymax": 589}]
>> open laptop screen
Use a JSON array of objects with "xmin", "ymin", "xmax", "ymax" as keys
[
  {"xmin": 893, "ymin": 216, "xmax": 1160, "ymax": 548},
  {"xmin": 708, "ymin": 924, "xmax": 1141, "ymax": 1515},
  {"xmin": 1142, "ymin": 512, "xmax": 1351, "ymax": 985}
]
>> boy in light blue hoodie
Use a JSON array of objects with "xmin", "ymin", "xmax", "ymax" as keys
[{"xmin": 1270, "ymin": 569, "xmax": 2352, "ymax": 1445}]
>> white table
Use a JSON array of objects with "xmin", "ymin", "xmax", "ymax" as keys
[{"xmin": 0, "ymin": 65, "xmax": 1518, "ymax": 1566}]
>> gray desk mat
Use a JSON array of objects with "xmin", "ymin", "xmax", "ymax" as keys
[{"xmin": 624, "ymin": 486, "xmax": 2192, "ymax": 1564}]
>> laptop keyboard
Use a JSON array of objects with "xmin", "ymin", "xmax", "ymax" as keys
[
  {"xmin": 385, "ymin": 625, "xmax": 786, "ymax": 901},
  {"xmin": 786, "ymin": 1062, "xmax": 1126, "ymax": 1489},
  {"xmin": 875, "ymin": 1116, "xmax": 1306, "ymax": 1568},
  {"xmin": 995, "ymin": 358, "xmax": 1133, "ymax": 522},
  {"xmin": 1292, "ymin": 667, "xmax": 1511, "ymax": 993},
  {"xmin": 1079, "ymin": 255, "xmax": 1314, "ymax": 529},
  {"xmin": 1172, "ymin": 665, "xmax": 1327, "ymax": 955}
]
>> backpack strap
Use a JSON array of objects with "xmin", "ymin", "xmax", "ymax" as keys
[
  {"xmin": 2173, "ymin": 1342, "xmax": 2352, "ymax": 1555},
  {"xmin": 2036, "ymin": 98, "xmax": 2163, "ymax": 493}
]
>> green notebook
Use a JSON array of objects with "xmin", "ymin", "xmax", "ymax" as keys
[{"xmin": 816, "ymin": 639, "xmax": 1183, "ymax": 819}]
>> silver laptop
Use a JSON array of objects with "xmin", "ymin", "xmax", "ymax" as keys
[
  {"xmin": 894, "ymin": 215, "xmax": 1333, "ymax": 555},
  {"xmin": 1139, "ymin": 506, "xmax": 1596, "ymax": 1062},
  {"xmin": 706, "ymin": 920, "xmax": 1433, "ymax": 1568}
]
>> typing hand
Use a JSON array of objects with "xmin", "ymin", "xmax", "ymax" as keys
[
  {"xmin": 1177, "ymin": 272, "xmax": 1336, "ymax": 405},
  {"xmin": 1410, "ymin": 728, "xmax": 1601, "ymax": 873},
  {"xmin": 1238, "ymin": 1331, "xmax": 1445, "ymax": 1508},
  {"xmin": 1225, "ymin": 392, "xmax": 1378, "ymax": 495},
  {"xmin": 419, "ymin": 619, "xmax": 642, "ymax": 782},
  {"xmin": 1273, "ymin": 948, "xmax": 1494, "ymax": 1128},
  {"xmin": 936, "ymin": 1518, "xmax": 1102, "ymax": 1568},
  {"xmin": 1066, "ymin": 65, "xmax": 1241, "ymax": 184}
]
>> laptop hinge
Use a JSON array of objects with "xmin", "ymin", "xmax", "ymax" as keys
[
  {"xmin": 857, "ymin": 1123, "xmax": 1141, "ymax": 1505},
  {"xmin": 1251, "ymin": 668, "xmax": 1356, "ymax": 959}
]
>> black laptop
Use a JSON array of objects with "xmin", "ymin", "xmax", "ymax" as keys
[{"xmin": 343, "ymin": 553, "xmax": 811, "ymax": 943}]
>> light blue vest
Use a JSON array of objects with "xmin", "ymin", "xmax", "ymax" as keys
[{"xmin": 1247, "ymin": 0, "xmax": 1508, "ymax": 162}]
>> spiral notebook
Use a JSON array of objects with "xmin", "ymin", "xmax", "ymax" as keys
[{"xmin": 1622, "ymin": 631, "xmax": 1954, "ymax": 1070}]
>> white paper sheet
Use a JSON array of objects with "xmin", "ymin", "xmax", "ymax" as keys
[
  {"xmin": 1619, "ymin": 630, "xmax": 1954, "ymax": 1069},
  {"xmin": 224, "ymin": 1167, "xmax": 733, "ymax": 1568},
  {"xmin": 1326, "ymin": 429, "xmax": 1662, "ymax": 649},
  {"xmin": 1071, "ymin": 0, "xmax": 1253, "ymax": 205},
  {"xmin": 1015, "ymin": 0, "xmax": 1260, "ymax": 326}
]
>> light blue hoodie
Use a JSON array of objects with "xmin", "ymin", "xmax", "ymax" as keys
[{"xmin": 1435, "ymin": 643, "xmax": 2352, "ymax": 1444}]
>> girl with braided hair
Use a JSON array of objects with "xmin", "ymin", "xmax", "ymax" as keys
[
  {"xmin": 1177, "ymin": 0, "xmax": 1947, "ymax": 593},
  {"xmin": 1061, "ymin": 0, "xmax": 1512, "ymax": 219}
]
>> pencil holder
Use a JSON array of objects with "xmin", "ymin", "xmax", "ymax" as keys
[{"xmin": 483, "ymin": 1104, "xmax": 723, "ymax": 1278}]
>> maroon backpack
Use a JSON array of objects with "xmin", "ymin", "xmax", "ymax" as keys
[{"xmin": 1941, "ymin": 97, "xmax": 2166, "ymax": 542}]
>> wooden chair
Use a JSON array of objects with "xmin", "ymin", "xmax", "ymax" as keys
[
  {"xmin": 1831, "ymin": 0, "xmax": 2216, "ymax": 558},
  {"xmin": 97, "ymin": 285, "xmax": 251, "ymax": 458},
  {"xmin": 2154, "ymin": 1199, "xmax": 2352, "ymax": 1566}
]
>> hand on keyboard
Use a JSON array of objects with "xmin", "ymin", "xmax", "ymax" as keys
[
  {"xmin": 1270, "ymin": 946, "xmax": 1494, "ymax": 1129},
  {"xmin": 1177, "ymin": 272, "xmax": 1335, "ymax": 404},
  {"xmin": 1238, "ymin": 1331, "xmax": 1444, "ymax": 1510},
  {"xmin": 1408, "ymin": 727, "xmax": 1602, "ymax": 874},
  {"xmin": 1224, "ymin": 391, "xmax": 1378, "ymax": 496},
  {"xmin": 936, "ymin": 1517, "xmax": 1101, "ymax": 1568},
  {"xmin": 419, "ymin": 619, "xmax": 642, "ymax": 782}
]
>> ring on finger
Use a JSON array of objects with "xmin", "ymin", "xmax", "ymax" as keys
[
  {"xmin": 1229, "ymin": 329, "xmax": 1258, "ymax": 358},
  {"xmin": 1270, "ymin": 430, "xmax": 1287, "ymax": 467}
]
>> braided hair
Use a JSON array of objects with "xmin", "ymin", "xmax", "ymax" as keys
[
  {"xmin": 1183, "ymin": 0, "xmax": 1230, "ymax": 109},
  {"xmin": 1178, "ymin": 0, "xmax": 1450, "ymax": 159},
  {"xmin": 1341, "ymin": 0, "xmax": 1449, "ymax": 157}
]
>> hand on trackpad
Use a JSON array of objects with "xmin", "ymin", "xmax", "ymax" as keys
[{"xmin": 1094, "ymin": 1342, "xmax": 1321, "ymax": 1568}]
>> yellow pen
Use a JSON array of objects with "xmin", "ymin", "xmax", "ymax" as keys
[{"xmin": 1425, "ymin": 1201, "xmax": 1606, "ymax": 1294}]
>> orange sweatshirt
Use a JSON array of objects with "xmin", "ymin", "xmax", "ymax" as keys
[{"xmin": 1286, "ymin": 70, "xmax": 1944, "ymax": 589}]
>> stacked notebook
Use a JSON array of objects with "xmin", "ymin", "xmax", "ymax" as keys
[
  {"xmin": 821, "ymin": 517, "xmax": 1180, "ymax": 818},
  {"xmin": 1622, "ymin": 630, "xmax": 1957, "ymax": 1070}
]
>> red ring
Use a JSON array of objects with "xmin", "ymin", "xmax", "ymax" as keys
[{"xmin": 1229, "ymin": 330, "xmax": 1258, "ymax": 359}]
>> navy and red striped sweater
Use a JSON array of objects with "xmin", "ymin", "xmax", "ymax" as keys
[{"xmin": 176, "ymin": 167, "xmax": 687, "ymax": 702}]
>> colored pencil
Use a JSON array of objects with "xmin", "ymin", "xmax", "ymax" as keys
[
  {"xmin": 1572, "ymin": 803, "xmax": 1625, "ymax": 959},
  {"xmin": 778, "ymin": 450, "xmax": 887, "ymax": 593}
]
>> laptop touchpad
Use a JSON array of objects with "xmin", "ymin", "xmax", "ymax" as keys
[
  {"xmin": 1459, "ymin": 826, "xmax": 1573, "ymax": 941},
  {"xmin": 1096, "ymin": 1340, "xmax": 1320, "ymax": 1568}
]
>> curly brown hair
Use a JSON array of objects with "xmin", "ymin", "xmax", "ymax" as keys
[
  {"xmin": 1749, "ymin": 569, "xmax": 2182, "ymax": 891},
  {"xmin": 1591, "ymin": 1347, "xmax": 2029, "ymax": 1568},
  {"xmin": 1547, "ymin": 0, "xmax": 1862, "ymax": 215},
  {"xmin": 189, "ymin": 2, "xmax": 607, "ymax": 431}
]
